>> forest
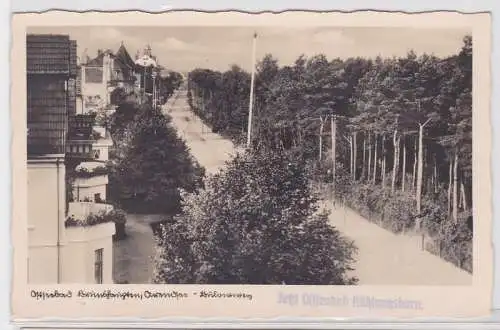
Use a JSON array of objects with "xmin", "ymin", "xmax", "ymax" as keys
[{"xmin": 185, "ymin": 35, "xmax": 473, "ymax": 272}]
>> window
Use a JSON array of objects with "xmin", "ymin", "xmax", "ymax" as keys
[
  {"xmin": 94, "ymin": 248, "xmax": 103, "ymax": 284},
  {"xmin": 85, "ymin": 67, "xmax": 104, "ymax": 83},
  {"xmin": 94, "ymin": 193, "xmax": 102, "ymax": 203}
]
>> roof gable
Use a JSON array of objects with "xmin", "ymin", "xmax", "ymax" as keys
[{"xmin": 115, "ymin": 43, "xmax": 135, "ymax": 68}]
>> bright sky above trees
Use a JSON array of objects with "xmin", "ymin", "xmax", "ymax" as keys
[{"xmin": 29, "ymin": 26, "xmax": 469, "ymax": 72}]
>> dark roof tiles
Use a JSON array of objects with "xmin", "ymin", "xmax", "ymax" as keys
[{"xmin": 27, "ymin": 34, "xmax": 77, "ymax": 75}]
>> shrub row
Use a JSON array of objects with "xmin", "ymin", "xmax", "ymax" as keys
[{"xmin": 310, "ymin": 161, "xmax": 472, "ymax": 273}]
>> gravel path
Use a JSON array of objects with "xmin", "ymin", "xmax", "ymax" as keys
[
  {"xmin": 164, "ymin": 87, "xmax": 473, "ymax": 286},
  {"xmin": 112, "ymin": 214, "xmax": 163, "ymax": 284}
]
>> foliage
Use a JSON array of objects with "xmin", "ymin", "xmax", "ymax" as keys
[
  {"xmin": 110, "ymin": 87, "xmax": 128, "ymax": 105},
  {"xmin": 74, "ymin": 164, "xmax": 108, "ymax": 178},
  {"xmin": 108, "ymin": 101, "xmax": 142, "ymax": 144},
  {"xmin": 108, "ymin": 105, "xmax": 205, "ymax": 214},
  {"xmin": 159, "ymin": 71, "xmax": 184, "ymax": 102},
  {"xmin": 152, "ymin": 150, "xmax": 358, "ymax": 285},
  {"xmin": 185, "ymin": 36, "xmax": 473, "ymax": 272},
  {"xmin": 65, "ymin": 208, "xmax": 127, "ymax": 228}
]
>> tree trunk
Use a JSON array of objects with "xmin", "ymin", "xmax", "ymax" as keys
[
  {"xmin": 461, "ymin": 180, "xmax": 468, "ymax": 211},
  {"xmin": 382, "ymin": 135, "xmax": 386, "ymax": 187},
  {"xmin": 353, "ymin": 132, "xmax": 357, "ymax": 181},
  {"xmin": 319, "ymin": 117, "xmax": 324, "ymax": 161},
  {"xmin": 362, "ymin": 135, "xmax": 367, "ymax": 180},
  {"xmin": 412, "ymin": 137, "xmax": 417, "ymax": 190},
  {"xmin": 391, "ymin": 129, "xmax": 399, "ymax": 193},
  {"xmin": 416, "ymin": 123, "xmax": 425, "ymax": 214},
  {"xmin": 368, "ymin": 132, "xmax": 372, "ymax": 182},
  {"xmin": 448, "ymin": 158, "xmax": 453, "ymax": 216},
  {"xmin": 453, "ymin": 149, "xmax": 458, "ymax": 223},
  {"xmin": 434, "ymin": 154, "xmax": 438, "ymax": 193},
  {"xmin": 402, "ymin": 135, "xmax": 406, "ymax": 192},
  {"xmin": 349, "ymin": 136, "xmax": 354, "ymax": 180},
  {"xmin": 373, "ymin": 134, "xmax": 378, "ymax": 184}
]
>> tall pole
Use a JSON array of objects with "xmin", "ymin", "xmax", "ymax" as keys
[
  {"xmin": 246, "ymin": 32, "xmax": 257, "ymax": 149},
  {"xmin": 143, "ymin": 66, "xmax": 146, "ymax": 102},
  {"xmin": 153, "ymin": 72, "xmax": 157, "ymax": 109},
  {"xmin": 331, "ymin": 115, "xmax": 337, "ymax": 202}
]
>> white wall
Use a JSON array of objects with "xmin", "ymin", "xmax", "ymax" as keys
[
  {"xmin": 62, "ymin": 222, "xmax": 115, "ymax": 284},
  {"xmin": 27, "ymin": 156, "xmax": 66, "ymax": 284},
  {"xmin": 81, "ymin": 54, "xmax": 119, "ymax": 113},
  {"xmin": 73, "ymin": 175, "xmax": 108, "ymax": 202},
  {"xmin": 67, "ymin": 202, "xmax": 114, "ymax": 220},
  {"xmin": 28, "ymin": 156, "xmax": 115, "ymax": 284},
  {"xmin": 92, "ymin": 143, "xmax": 112, "ymax": 162}
]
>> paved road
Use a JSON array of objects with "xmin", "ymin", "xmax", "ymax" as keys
[
  {"xmin": 164, "ymin": 89, "xmax": 243, "ymax": 174},
  {"xmin": 112, "ymin": 214, "xmax": 163, "ymax": 284},
  {"xmin": 164, "ymin": 88, "xmax": 472, "ymax": 286}
]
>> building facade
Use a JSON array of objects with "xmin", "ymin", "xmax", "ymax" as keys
[
  {"xmin": 27, "ymin": 34, "xmax": 115, "ymax": 284},
  {"xmin": 78, "ymin": 43, "xmax": 136, "ymax": 114}
]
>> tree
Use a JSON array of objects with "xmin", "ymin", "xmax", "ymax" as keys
[
  {"xmin": 108, "ymin": 106, "xmax": 205, "ymax": 214},
  {"xmin": 152, "ymin": 150, "xmax": 358, "ymax": 285},
  {"xmin": 108, "ymin": 101, "xmax": 142, "ymax": 145}
]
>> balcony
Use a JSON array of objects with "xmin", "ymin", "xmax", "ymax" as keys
[
  {"xmin": 74, "ymin": 161, "xmax": 108, "ymax": 178},
  {"xmin": 66, "ymin": 140, "xmax": 95, "ymax": 160},
  {"xmin": 67, "ymin": 201, "xmax": 114, "ymax": 222}
]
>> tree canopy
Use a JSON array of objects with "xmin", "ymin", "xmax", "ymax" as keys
[
  {"xmin": 152, "ymin": 150, "xmax": 358, "ymax": 285},
  {"xmin": 184, "ymin": 36, "xmax": 473, "ymax": 272}
]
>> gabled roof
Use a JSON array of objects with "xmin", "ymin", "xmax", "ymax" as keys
[
  {"xmin": 86, "ymin": 54, "xmax": 104, "ymax": 66},
  {"xmin": 115, "ymin": 43, "xmax": 135, "ymax": 68}
]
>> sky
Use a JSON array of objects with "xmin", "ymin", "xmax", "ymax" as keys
[{"xmin": 28, "ymin": 26, "xmax": 470, "ymax": 73}]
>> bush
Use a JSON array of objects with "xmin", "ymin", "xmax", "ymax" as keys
[
  {"xmin": 152, "ymin": 150, "xmax": 358, "ymax": 285},
  {"xmin": 65, "ymin": 208, "xmax": 127, "ymax": 228},
  {"xmin": 74, "ymin": 165, "xmax": 108, "ymax": 178},
  {"xmin": 423, "ymin": 210, "xmax": 472, "ymax": 272},
  {"xmin": 322, "ymin": 170, "xmax": 472, "ymax": 272}
]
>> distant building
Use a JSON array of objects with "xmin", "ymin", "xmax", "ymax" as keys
[
  {"xmin": 27, "ymin": 34, "xmax": 115, "ymax": 284},
  {"xmin": 79, "ymin": 42, "xmax": 136, "ymax": 114},
  {"xmin": 134, "ymin": 45, "xmax": 163, "ymax": 106}
]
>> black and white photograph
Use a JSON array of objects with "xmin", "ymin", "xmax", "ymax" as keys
[
  {"xmin": 12, "ymin": 10, "xmax": 493, "ymax": 320},
  {"xmin": 25, "ymin": 23, "xmax": 475, "ymax": 286}
]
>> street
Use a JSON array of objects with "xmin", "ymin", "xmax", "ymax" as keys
[
  {"xmin": 164, "ymin": 87, "xmax": 473, "ymax": 286},
  {"xmin": 112, "ymin": 214, "xmax": 162, "ymax": 284}
]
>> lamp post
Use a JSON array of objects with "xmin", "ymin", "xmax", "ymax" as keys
[
  {"xmin": 135, "ymin": 50, "xmax": 158, "ymax": 107},
  {"xmin": 152, "ymin": 71, "xmax": 157, "ymax": 109}
]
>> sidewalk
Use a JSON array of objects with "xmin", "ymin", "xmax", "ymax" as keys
[
  {"xmin": 323, "ymin": 201, "xmax": 472, "ymax": 285},
  {"xmin": 164, "ymin": 89, "xmax": 473, "ymax": 286}
]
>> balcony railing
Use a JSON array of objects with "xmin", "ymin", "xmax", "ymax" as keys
[
  {"xmin": 65, "ymin": 202, "xmax": 125, "ymax": 228},
  {"xmin": 67, "ymin": 201, "xmax": 113, "ymax": 220}
]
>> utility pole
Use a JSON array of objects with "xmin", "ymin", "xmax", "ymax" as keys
[
  {"xmin": 331, "ymin": 114, "xmax": 337, "ymax": 203},
  {"xmin": 246, "ymin": 32, "xmax": 257, "ymax": 149},
  {"xmin": 152, "ymin": 71, "xmax": 157, "ymax": 109}
]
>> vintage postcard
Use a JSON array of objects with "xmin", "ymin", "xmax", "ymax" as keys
[{"xmin": 11, "ymin": 10, "xmax": 492, "ymax": 323}]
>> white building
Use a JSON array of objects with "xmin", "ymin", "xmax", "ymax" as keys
[
  {"xmin": 78, "ymin": 44, "xmax": 137, "ymax": 115},
  {"xmin": 27, "ymin": 138, "xmax": 116, "ymax": 286},
  {"xmin": 92, "ymin": 126, "xmax": 114, "ymax": 162},
  {"xmin": 27, "ymin": 34, "xmax": 116, "ymax": 285},
  {"xmin": 73, "ymin": 162, "xmax": 109, "ymax": 203}
]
